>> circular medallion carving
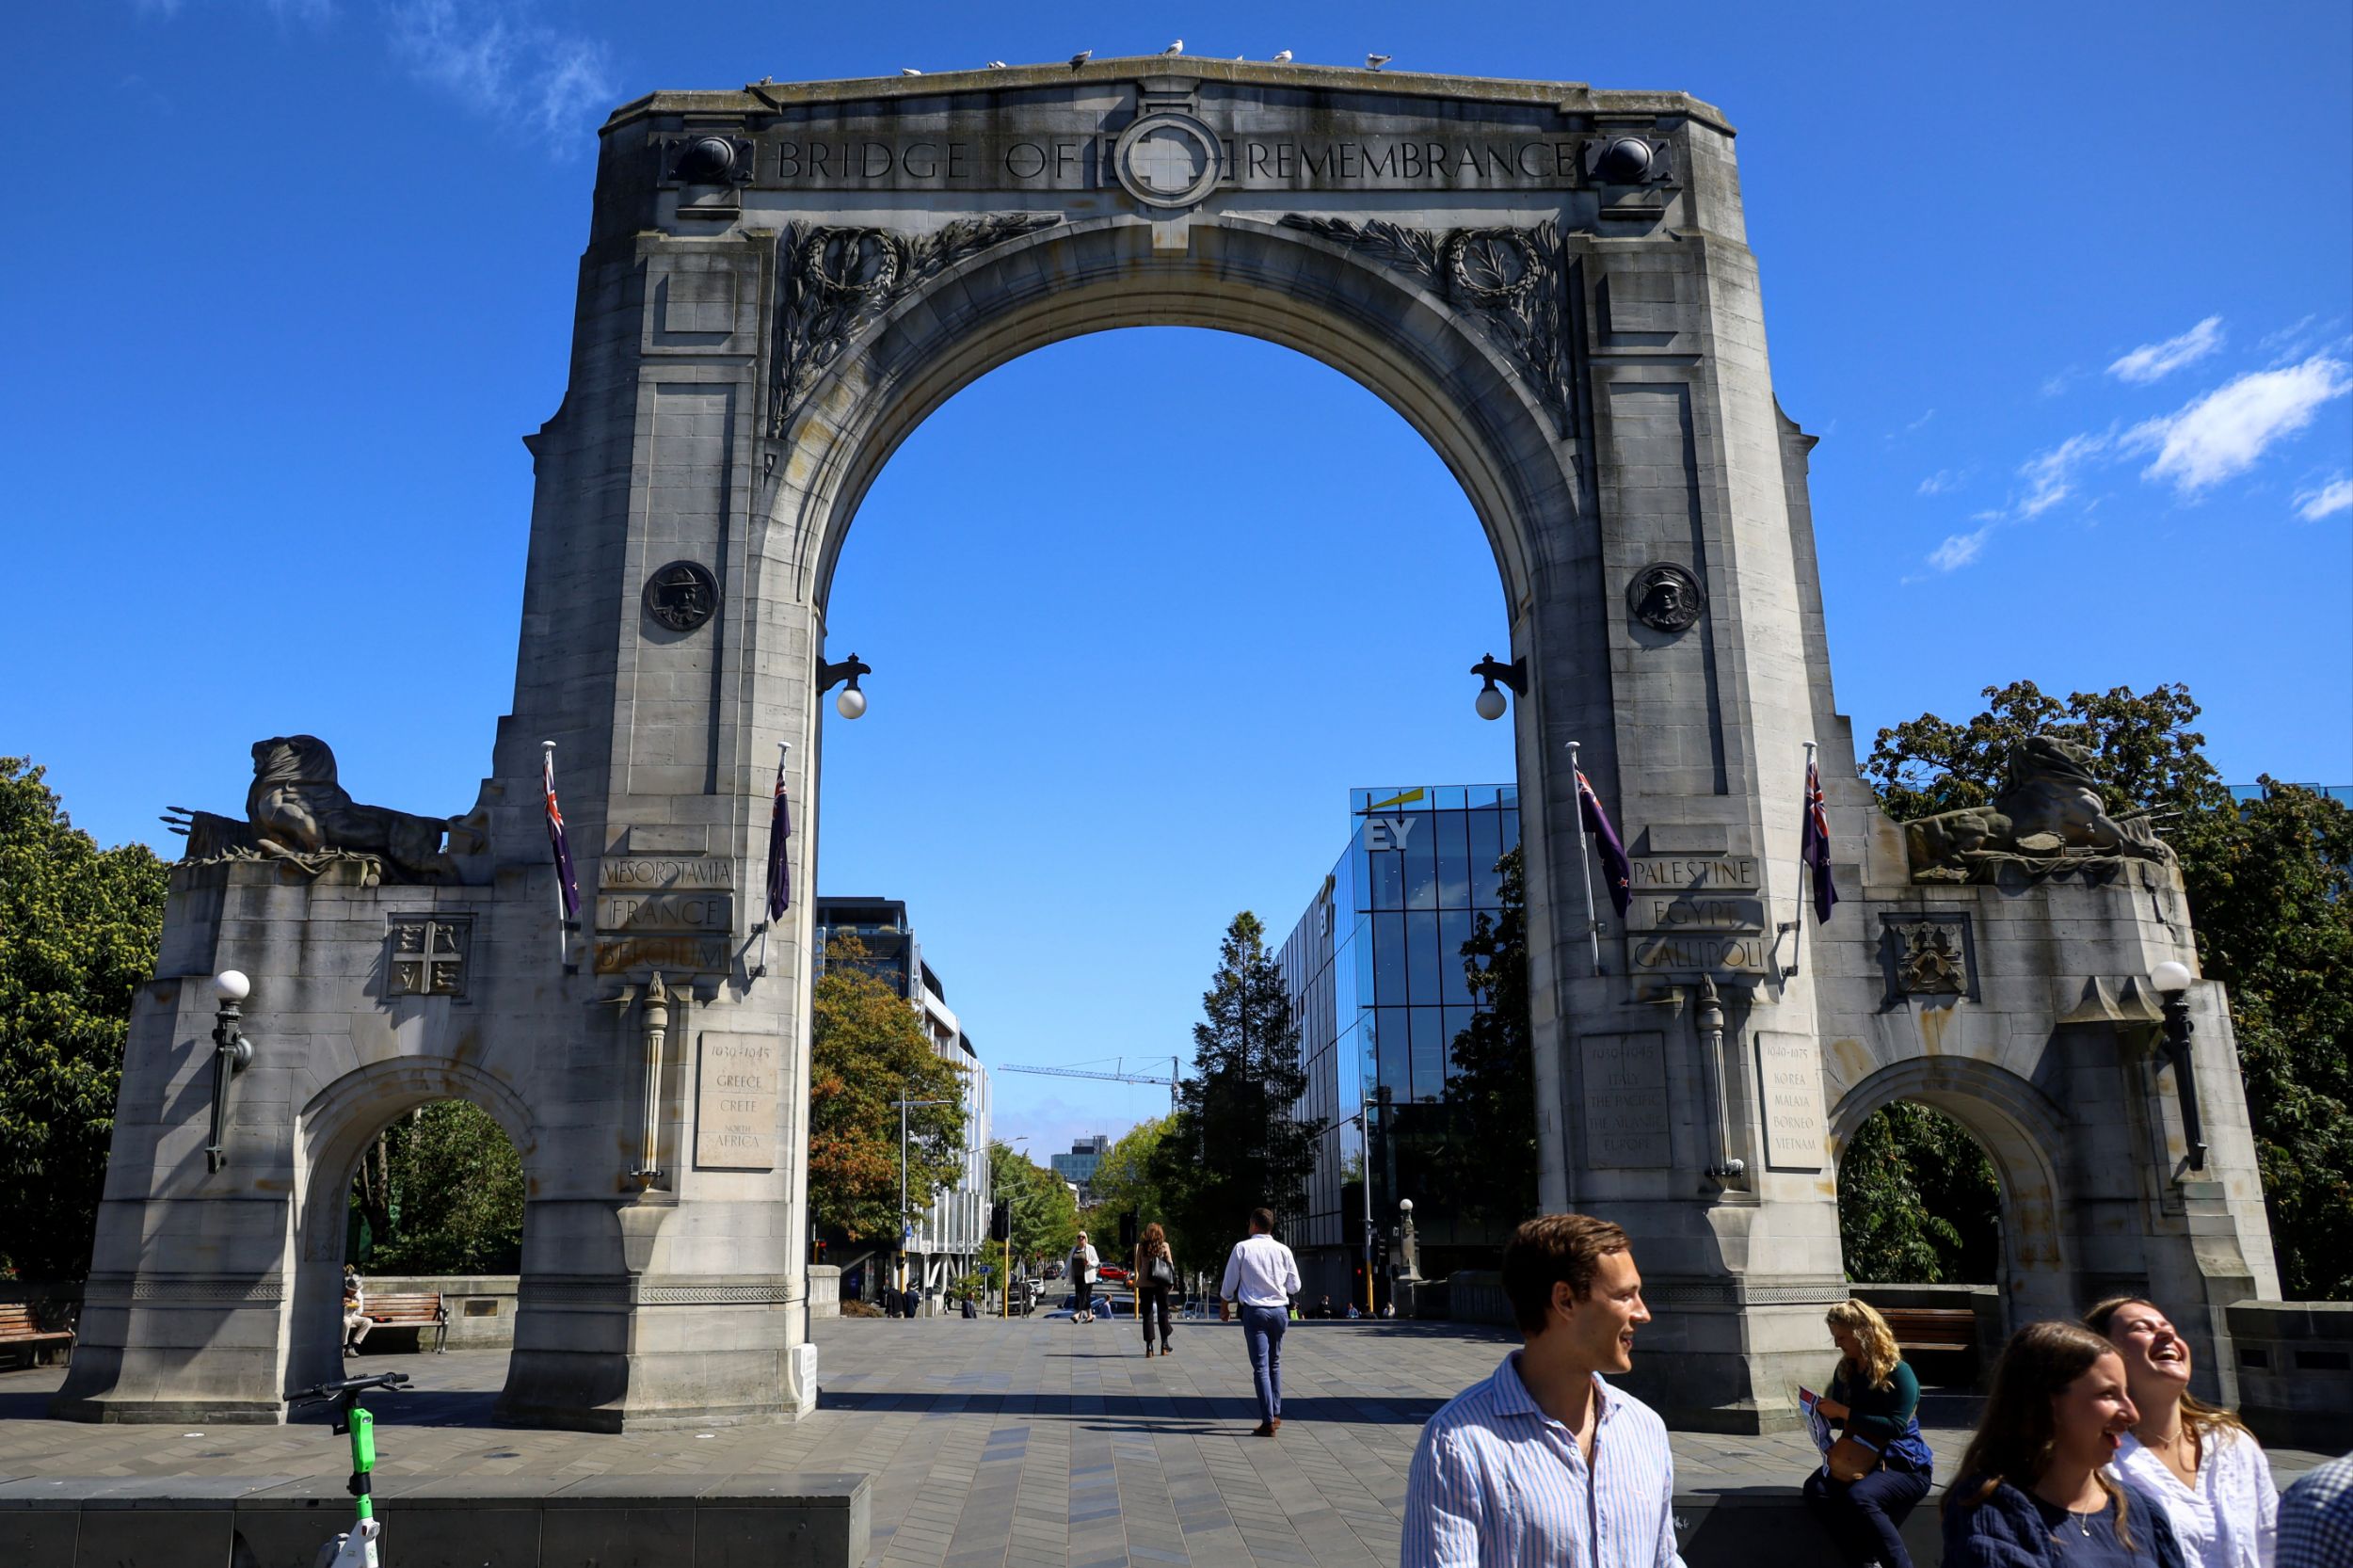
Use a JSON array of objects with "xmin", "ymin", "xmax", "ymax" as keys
[
  {"xmin": 1625, "ymin": 561, "xmax": 1706, "ymax": 633},
  {"xmin": 1112, "ymin": 113, "xmax": 1224, "ymax": 209},
  {"xmin": 1594, "ymin": 136, "xmax": 1656, "ymax": 184},
  {"xmin": 674, "ymin": 136, "xmax": 738, "ymax": 184},
  {"xmin": 1445, "ymin": 229, "xmax": 1538, "ymax": 303},
  {"xmin": 800, "ymin": 230, "xmax": 902, "ymax": 296},
  {"xmin": 643, "ymin": 560, "xmax": 719, "ymax": 632}
]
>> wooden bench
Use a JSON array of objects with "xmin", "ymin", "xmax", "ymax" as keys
[
  {"xmin": 356, "ymin": 1291, "xmax": 449, "ymax": 1354},
  {"xmin": 0, "ymin": 1303, "xmax": 73, "ymax": 1368},
  {"xmin": 1881, "ymin": 1305, "xmax": 1977, "ymax": 1356}
]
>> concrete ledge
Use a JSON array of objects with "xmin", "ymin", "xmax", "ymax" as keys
[
  {"xmin": 2227, "ymin": 1299, "xmax": 2353, "ymax": 1449},
  {"xmin": 1673, "ymin": 1484, "xmax": 1940, "ymax": 1567},
  {"xmin": 0, "ymin": 1471, "xmax": 869, "ymax": 1568}
]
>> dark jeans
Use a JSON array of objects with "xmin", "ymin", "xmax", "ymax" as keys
[
  {"xmin": 1802, "ymin": 1458, "xmax": 1931, "ymax": 1568},
  {"xmin": 1139, "ymin": 1284, "xmax": 1174, "ymax": 1348},
  {"xmin": 1240, "ymin": 1304, "xmax": 1287, "ymax": 1422}
]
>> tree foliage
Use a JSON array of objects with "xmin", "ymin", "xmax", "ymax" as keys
[
  {"xmin": 1435, "ymin": 846, "xmax": 1540, "ymax": 1232},
  {"xmin": 808, "ymin": 936, "xmax": 969, "ymax": 1243},
  {"xmin": 349, "ymin": 1100, "xmax": 525, "ymax": 1274},
  {"xmin": 987, "ymin": 1139, "xmax": 1078, "ymax": 1267},
  {"xmin": 1151, "ymin": 913, "xmax": 1325, "ymax": 1260},
  {"xmin": 1837, "ymin": 1102, "xmax": 2000, "ymax": 1284},
  {"xmin": 1081, "ymin": 1115, "xmax": 1193, "ymax": 1266},
  {"xmin": 0, "ymin": 758, "xmax": 168, "ymax": 1280},
  {"xmin": 1865, "ymin": 680, "xmax": 2353, "ymax": 1299}
]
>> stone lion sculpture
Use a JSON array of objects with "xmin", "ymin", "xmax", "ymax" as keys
[
  {"xmin": 1906, "ymin": 736, "xmax": 2169, "ymax": 881},
  {"xmin": 168, "ymin": 735, "xmax": 472, "ymax": 883}
]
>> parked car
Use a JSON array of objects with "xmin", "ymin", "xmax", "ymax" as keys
[{"xmin": 1096, "ymin": 1265, "xmax": 1129, "ymax": 1285}]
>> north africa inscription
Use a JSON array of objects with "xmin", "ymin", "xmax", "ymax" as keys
[{"xmin": 696, "ymin": 1032, "xmax": 780, "ymax": 1169}]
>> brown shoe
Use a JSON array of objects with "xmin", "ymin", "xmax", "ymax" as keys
[
  {"xmin": 1252, "ymin": 1421, "xmax": 1275, "ymax": 1436},
  {"xmin": 1271, "ymin": 1417, "xmax": 1283, "ymax": 1432}
]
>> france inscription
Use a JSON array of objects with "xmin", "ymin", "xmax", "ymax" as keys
[
  {"xmin": 696, "ymin": 1032, "xmax": 780, "ymax": 1169},
  {"xmin": 1580, "ymin": 1032, "xmax": 1671, "ymax": 1167}
]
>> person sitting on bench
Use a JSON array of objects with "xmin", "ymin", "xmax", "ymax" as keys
[{"xmin": 343, "ymin": 1265, "xmax": 375, "ymax": 1353}]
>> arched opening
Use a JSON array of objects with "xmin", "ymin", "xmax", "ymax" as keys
[
  {"xmin": 1837, "ymin": 1100, "xmax": 2001, "ymax": 1286},
  {"xmin": 289, "ymin": 1062, "xmax": 538, "ymax": 1397},
  {"xmin": 808, "ymin": 320, "xmax": 1538, "ymax": 1310}
]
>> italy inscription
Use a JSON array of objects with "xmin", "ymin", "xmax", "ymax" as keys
[
  {"xmin": 695, "ymin": 1032, "xmax": 780, "ymax": 1169},
  {"xmin": 1580, "ymin": 1032, "xmax": 1671, "ymax": 1167}
]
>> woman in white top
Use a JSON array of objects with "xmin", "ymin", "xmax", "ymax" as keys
[{"xmin": 2088, "ymin": 1296, "xmax": 2278, "ymax": 1568}]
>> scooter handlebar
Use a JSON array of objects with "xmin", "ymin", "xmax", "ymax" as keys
[{"xmin": 285, "ymin": 1371, "xmax": 410, "ymax": 1405}]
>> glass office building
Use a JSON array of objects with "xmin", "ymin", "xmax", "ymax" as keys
[{"xmin": 1276, "ymin": 785, "xmax": 1524, "ymax": 1306}]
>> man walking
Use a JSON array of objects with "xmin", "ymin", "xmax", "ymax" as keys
[
  {"xmin": 1401, "ymin": 1213, "xmax": 1684, "ymax": 1567},
  {"xmin": 1068, "ymin": 1230, "xmax": 1100, "ymax": 1324},
  {"xmin": 1219, "ymin": 1208, "xmax": 1301, "ymax": 1435}
]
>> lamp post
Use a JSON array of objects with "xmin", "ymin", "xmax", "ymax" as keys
[
  {"xmin": 204, "ymin": 971, "xmax": 254, "ymax": 1174},
  {"xmin": 1002, "ymin": 1134, "xmax": 1029, "ymax": 1320},
  {"xmin": 892, "ymin": 1096, "xmax": 950, "ymax": 1302},
  {"xmin": 2151, "ymin": 960, "xmax": 2207, "ymax": 1171},
  {"xmin": 1469, "ymin": 653, "xmax": 1526, "ymax": 721},
  {"xmin": 819, "ymin": 654, "xmax": 872, "ymax": 719}
]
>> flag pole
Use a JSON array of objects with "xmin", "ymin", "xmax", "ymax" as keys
[
  {"xmin": 1792, "ymin": 741, "xmax": 1816, "ymax": 981},
  {"xmin": 1567, "ymin": 741, "xmax": 1602, "ymax": 976},
  {"xmin": 542, "ymin": 741, "xmax": 568, "ymax": 972}
]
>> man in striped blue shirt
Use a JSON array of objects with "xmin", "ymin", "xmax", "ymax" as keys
[{"xmin": 1401, "ymin": 1213, "xmax": 1686, "ymax": 1568}]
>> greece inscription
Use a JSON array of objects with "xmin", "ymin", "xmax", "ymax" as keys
[{"xmin": 696, "ymin": 1032, "xmax": 780, "ymax": 1169}]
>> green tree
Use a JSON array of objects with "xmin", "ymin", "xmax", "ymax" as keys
[
  {"xmin": 0, "ymin": 759, "xmax": 168, "ymax": 1280},
  {"xmin": 986, "ymin": 1139, "xmax": 1078, "ymax": 1268},
  {"xmin": 351, "ymin": 1100, "xmax": 526, "ymax": 1274},
  {"xmin": 808, "ymin": 936, "xmax": 969, "ymax": 1242},
  {"xmin": 1080, "ymin": 1116, "xmax": 1193, "ymax": 1265},
  {"xmin": 1865, "ymin": 681, "xmax": 2353, "ymax": 1299},
  {"xmin": 1438, "ymin": 846, "xmax": 1540, "ymax": 1234},
  {"xmin": 1836, "ymin": 1102, "xmax": 2000, "ymax": 1284},
  {"xmin": 1152, "ymin": 913, "xmax": 1324, "ymax": 1259}
]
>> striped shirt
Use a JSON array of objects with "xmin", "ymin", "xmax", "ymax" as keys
[{"xmin": 1402, "ymin": 1352, "xmax": 1686, "ymax": 1568}]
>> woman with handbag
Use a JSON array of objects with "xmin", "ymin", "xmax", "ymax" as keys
[
  {"xmin": 2087, "ymin": 1296, "xmax": 2278, "ymax": 1568},
  {"xmin": 1802, "ymin": 1299, "xmax": 1936, "ymax": 1567},
  {"xmin": 1132, "ymin": 1222, "xmax": 1178, "ymax": 1357}
]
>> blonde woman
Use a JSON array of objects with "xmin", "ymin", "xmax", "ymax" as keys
[
  {"xmin": 1802, "ymin": 1299, "xmax": 1936, "ymax": 1567},
  {"xmin": 1132, "ymin": 1222, "xmax": 1177, "ymax": 1357},
  {"xmin": 2087, "ymin": 1297, "xmax": 2278, "ymax": 1568}
]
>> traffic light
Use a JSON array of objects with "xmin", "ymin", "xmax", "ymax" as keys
[
  {"xmin": 1119, "ymin": 1212, "xmax": 1137, "ymax": 1251},
  {"xmin": 989, "ymin": 1199, "xmax": 1011, "ymax": 1242}
]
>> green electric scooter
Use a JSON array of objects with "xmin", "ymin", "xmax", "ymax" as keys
[{"xmin": 286, "ymin": 1371, "xmax": 410, "ymax": 1567}]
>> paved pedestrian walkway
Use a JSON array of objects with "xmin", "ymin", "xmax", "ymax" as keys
[{"xmin": 1, "ymin": 1317, "xmax": 2331, "ymax": 1568}]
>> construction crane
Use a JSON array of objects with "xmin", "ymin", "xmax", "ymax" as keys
[{"xmin": 1000, "ymin": 1058, "xmax": 1181, "ymax": 1112}]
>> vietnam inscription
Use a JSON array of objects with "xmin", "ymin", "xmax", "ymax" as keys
[
  {"xmin": 1580, "ymin": 1032, "xmax": 1671, "ymax": 1168},
  {"xmin": 1755, "ymin": 1032, "xmax": 1826, "ymax": 1171},
  {"xmin": 696, "ymin": 1032, "xmax": 780, "ymax": 1169}
]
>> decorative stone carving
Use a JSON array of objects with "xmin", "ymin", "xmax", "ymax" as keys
[
  {"xmin": 642, "ymin": 560, "xmax": 718, "ymax": 632},
  {"xmin": 1278, "ymin": 215, "xmax": 1572, "ymax": 435},
  {"xmin": 767, "ymin": 214, "xmax": 1064, "ymax": 439},
  {"xmin": 389, "ymin": 915, "xmax": 472, "ymax": 998},
  {"xmin": 1887, "ymin": 917, "xmax": 1967, "ymax": 995},
  {"xmin": 1112, "ymin": 112, "xmax": 1224, "ymax": 208},
  {"xmin": 162, "ymin": 736, "xmax": 475, "ymax": 884},
  {"xmin": 1906, "ymin": 737, "xmax": 2172, "ymax": 884},
  {"xmin": 1626, "ymin": 561, "xmax": 1706, "ymax": 632}
]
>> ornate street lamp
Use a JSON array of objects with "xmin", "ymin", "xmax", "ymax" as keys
[
  {"xmin": 1469, "ymin": 653, "xmax": 1526, "ymax": 721},
  {"xmin": 205, "ymin": 971, "xmax": 254, "ymax": 1174},
  {"xmin": 820, "ymin": 654, "xmax": 872, "ymax": 719},
  {"xmin": 2150, "ymin": 960, "xmax": 2207, "ymax": 1171}
]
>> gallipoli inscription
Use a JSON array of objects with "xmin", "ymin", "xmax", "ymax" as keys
[
  {"xmin": 1755, "ymin": 1031, "xmax": 1827, "ymax": 1170},
  {"xmin": 1628, "ymin": 854, "xmax": 1771, "ymax": 974},
  {"xmin": 1581, "ymin": 1032, "xmax": 1671, "ymax": 1168},
  {"xmin": 696, "ymin": 1032, "xmax": 780, "ymax": 1169}
]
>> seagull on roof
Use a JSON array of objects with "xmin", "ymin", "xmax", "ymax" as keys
[
  {"xmin": 902, "ymin": 67, "xmax": 923, "ymax": 75},
  {"xmin": 1069, "ymin": 49, "xmax": 1093, "ymax": 68},
  {"xmin": 1367, "ymin": 53, "xmax": 1391, "ymax": 69},
  {"xmin": 987, "ymin": 60, "xmax": 1007, "ymax": 69},
  {"xmin": 1162, "ymin": 38, "xmax": 1183, "ymax": 56},
  {"xmin": 1273, "ymin": 49, "xmax": 1292, "ymax": 62}
]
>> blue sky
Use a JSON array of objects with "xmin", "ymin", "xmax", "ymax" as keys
[{"xmin": 6, "ymin": 2, "xmax": 2348, "ymax": 1160}]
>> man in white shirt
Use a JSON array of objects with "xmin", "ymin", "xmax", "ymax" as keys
[
  {"xmin": 1218, "ymin": 1207, "xmax": 1302, "ymax": 1435},
  {"xmin": 1068, "ymin": 1232, "xmax": 1100, "ymax": 1323},
  {"xmin": 1401, "ymin": 1213, "xmax": 1685, "ymax": 1568}
]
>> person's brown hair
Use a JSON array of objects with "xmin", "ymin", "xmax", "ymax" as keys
[
  {"xmin": 1249, "ymin": 1207, "xmax": 1276, "ymax": 1234},
  {"xmin": 1945, "ymin": 1320, "xmax": 2137, "ymax": 1547},
  {"xmin": 1827, "ymin": 1299, "xmax": 1903, "ymax": 1391},
  {"xmin": 1500, "ymin": 1214, "xmax": 1630, "ymax": 1334},
  {"xmin": 2083, "ymin": 1296, "xmax": 2249, "ymax": 1445},
  {"xmin": 1140, "ymin": 1222, "xmax": 1167, "ymax": 1256}
]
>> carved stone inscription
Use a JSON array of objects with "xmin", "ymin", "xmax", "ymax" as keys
[
  {"xmin": 696, "ymin": 1032, "xmax": 780, "ymax": 1169},
  {"xmin": 1755, "ymin": 1032, "xmax": 1827, "ymax": 1171},
  {"xmin": 1581, "ymin": 1032, "xmax": 1671, "ymax": 1168},
  {"xmin": 596, "ymin": 936, "xmax": 728, "ymax": 976},
  {"xmin": 595, "ymin": 856, "xmax": 734, "ymax": 974},
  {"xmin": 1627, "ymin": 855, "xmax": 1770, "ymax": 974}
]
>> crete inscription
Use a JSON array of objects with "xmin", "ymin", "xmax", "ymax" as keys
[
  {"xmin": 696, "ymin": 1032, "xmax": 780, "ymax": 1169},
  {"xmin": 1581, "ymin": 1032, "xmax": 1671, "ymax": 1168}
]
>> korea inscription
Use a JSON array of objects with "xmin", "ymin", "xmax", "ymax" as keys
[
  {"xmin": 696, "ymin": 1032, "xmax": 780, "ymax": 1169},
  {"xmin": 1581, "ymin": 1032, "xmax": 1671, "ymax": 1167},
  {"xmin": 1756, "ymin": 1032, "xmax": 1827, "ymax": 1170}
]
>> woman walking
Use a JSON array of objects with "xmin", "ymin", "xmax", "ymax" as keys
[
  {"xmin": 1133, "ymin": 1222, "xmax": 1177, "ymax": 1357},
  {"xmin": 2088, "ymin": 1297, "xmax": 2279, "ymax": 1568},
  {"xmin": 1943, "ymin": 1320, "xmax": 2189, "ymax": 1567},
  {"xmin": 1801, "ymin": 1299, "xmax": 1935, "ymax": 1567}
]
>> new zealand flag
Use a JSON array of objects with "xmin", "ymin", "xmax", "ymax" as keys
[
  {"xmin": 1575, "ymin": 767, "xmax": 1634, "ymax": 918},
  {"xmin": 1801, "ymin": 753, "xmax": 1840, "ymax": 924},
  {"xmin": 765, "ymin": 749, "xmax": 792, "ymax": 921},
  {"xmin": 541, "ymin": 746, "xmax": 579, "ymax": 921}
]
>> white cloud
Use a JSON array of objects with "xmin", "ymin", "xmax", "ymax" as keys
[
  {"xmin": 1927, "ymin": 524, "xmax": 1995, "ymax": 572},
  {"xmin": 2018, "ymin": 432, "xmax": 2105, "ymax": 518},
  {"xmin": 1905, "ymin": 408, "xmax": 1936, "ymax": 433},
  {"xmin": 2295, "ymin": 477, "xmax": 2352, "ymax": 521},
  {"xmin": 1916, "ymin": 470, "xmax": 1961, "ymax": 497},
  {"xmin": 2108, "ymin": 316, "xmax": 2225, "ymax": 385},
  {"xmin": 2124, "ymin": 354, "xmax": 2353, "ymax": 495},
  {"xmin": 2040, "ymin": 367, "xmax": 2080, "ymax": 399},
  {"xmin": 385, "ymin": 0, "xmax": 615, "ymax": 145}
]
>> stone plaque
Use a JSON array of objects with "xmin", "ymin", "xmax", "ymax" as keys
[
  {"xmin": 1628, "ymin": 893, "xmax": 1767, "ymax": 934},
  {"xmin": 1580, "ymin": 1032, "xmax": 1671, "ymax": 1167},
  {"xmin": 1755, "ymin": 1032, "xmax": 1827, "ymax": 1171},
  {"xmin": 595, "ymin": 890, "xmax": 736, "ymax": 934},
  {"xmin": 1631, "ymin": 855, "xmax": 1758, "ymax": 892},
  {"xmin": 1631, "ymin": 933, "xmax": 1775, "ymax": 978},
  {"xmin": 600, "ymin": 856, "xmax": 734, "ymax": 889},
  {"xmin": 595, "ymin": 935, "xmax": 728, "ymax": 975},
  {"xmin": 696, "ymin": 1032, "xmax": 780, "ymax": 1169}
]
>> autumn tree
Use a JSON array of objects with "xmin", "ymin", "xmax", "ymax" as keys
[
  {"xmin": 0, "ymin": 759, "xmax": 168, "ymax": 1280},
  {"xmin": 808, "ymin": 936, "xmax": 969, "ymax": 1243}
]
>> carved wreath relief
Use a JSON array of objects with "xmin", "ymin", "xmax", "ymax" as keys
[
  {"xmin": 1277, "ymin": 216, "xmax": 1572, "ymax": 435},
  {"xmin": 767, "ymin": 215, "xmax": 1064, "ymax": 440}
]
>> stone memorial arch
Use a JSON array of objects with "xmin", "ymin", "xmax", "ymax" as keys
[{"xmin": 56, "ymin": 60, "xmax": 2276, "ymax": 1432}]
